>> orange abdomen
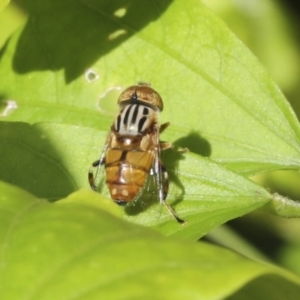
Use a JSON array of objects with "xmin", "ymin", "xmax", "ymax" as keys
[{"xmin": 105, "ymin": 149, "xmax": 154, "ymax": 205}]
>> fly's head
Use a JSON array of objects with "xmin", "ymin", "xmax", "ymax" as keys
[{"xmin": 117, "ymin": 84, "xmax": 163, "ymax": 112}]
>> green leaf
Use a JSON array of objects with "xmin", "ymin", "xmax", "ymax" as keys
[
  {"xmin": 1, "ymin": 182, "xmax": 300, "ymax": 300},
  {"xmin": 1, "ymin": 0, "xmax": 300, "ymax": 175},
  {"xmin": 0, "ymin": 122, "xmax": 273, "ymax": 239},
  {"xmin": 0, "ymin": 122, "xmax": 77, "ymax": 199},
  {"xmin": 202, "ymin": 0, "xmax": 300, "ymax": 94},
  {"xmin": 0, "ymin": 0, "xmax": 9, "ymax": 13},
  {"xmin": 0, "ymin": 2, "xmax": 27, "ymax": 48}
]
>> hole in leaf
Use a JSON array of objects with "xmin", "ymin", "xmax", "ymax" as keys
[
  {"xmin": 85, "ymin": 69, "xmax": 99, "ymax": 82},
  {"xmin": 97, "ymin": 86, "xmax": 123, "ymax": 115},
  {"xmin": 0, "ymin": 99, "xmax": 18, "ymax": 117},
  {"xmin": 108, "ymin": 29, "xmax": 127, "ymax": 41},
  {"xmin": 113, "ymin": 7, "xmax": 127, "ymax": 18}
]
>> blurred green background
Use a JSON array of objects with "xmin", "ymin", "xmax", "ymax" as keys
[
  {"xmin": 201, "ymin": 0, "xmax": 300, "ymax": 276},
  {"xmin": 1, "ymin": 0, "xmax": 300, "ymax": 275}
]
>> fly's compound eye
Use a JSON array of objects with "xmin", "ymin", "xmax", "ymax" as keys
[{"xmin": 117, "ymin": 84, "xmax": 164, "ymax": 112}]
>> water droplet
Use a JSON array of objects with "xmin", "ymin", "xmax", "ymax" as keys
[
  {"xmin": 0, "ymin": 100, "xmax": 18, "ymax": 117},
  {"xmin": 108, "ymin": 29, "xmax": 127, "ymax": 41},
  {"xmin": 113, "ymin": 7, "xmax": 127, "ymax": 18},
  {"xmin": 85, "ymin": 69, "xmax": 99, "ymax": 82},
  {"xmin": 97, "ymin": 86, "xmax": 123, "ymax": 115}
]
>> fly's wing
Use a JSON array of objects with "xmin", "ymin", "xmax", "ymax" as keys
[
  {"xmin": 125, "ymin": 147, "xmax": 161, "ymax": 211},
  {"xmin": 153, "ymin": 133, "xmax": 165, "ymax": 203},
  {"xmin": 151, "ymin": 125, "xmax": 165, "ymax": 203},
  {"xmin": 88, "ymin": 131, "xmax": 113, "ymax": 193},
  {"xmin": 132, "ymin": 127, "xmax": 168, "ymax": 215},
  {"xmin": 151, "ymin": 126, "xmax": 186, "ymax": 224}
]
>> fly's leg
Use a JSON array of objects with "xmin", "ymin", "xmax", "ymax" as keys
[
  {"xmin": 160, "ymin": 162, "xmax": 186, "ymax": 225},
  {"xmin": 160, "ymin": 141, "xmax": 173, "ymax": 150},
  {"xmin": 160, "ymin": 123, "xmax": 189, "ymax": 154},
  {"xmin": 160, "ymin": 122, "xmax": 170, "ymax": 134},
  {"xmin": 160, "ymin": 141, "xmax": 189, "ymax": 154},
  {"xmin": 88, "ymin": 158, "xmax": 105, "ymax": 191}
]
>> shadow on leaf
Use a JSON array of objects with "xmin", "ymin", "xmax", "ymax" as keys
[
  {"xmin": 0, "ymin": 122, "xmax": 76, "ymax": 199},
  {"xmin": 13, "ymin": 0, "xmax": 172, "ymax": 82},
  {"xmin": 173, "ymin": 130, "xmax": 211, "ymax": 157}
]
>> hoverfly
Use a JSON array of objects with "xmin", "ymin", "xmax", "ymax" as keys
[{"xmin": 88, "ymin": 83, "xmax": 186, "ymax": 224}]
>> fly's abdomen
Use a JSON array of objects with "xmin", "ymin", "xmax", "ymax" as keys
[
  {"xmin": 106, "ymin": 164, "xmax": 147, "ymax": 205},
  {"xmin": 105, "ymin": 149, "xmax": 154, "ymax": 205}
]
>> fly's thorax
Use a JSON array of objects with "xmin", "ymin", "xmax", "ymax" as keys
[
  {"xmin": 115, "ymin": 135, "xmax": 142, "ymax": 149},
  {"xmin": 113, "ymin": 103, "xmax": 158, "ymax": 136},
  {"xmin": 110, "ymin": 133, "xmax": 153, "ymax": 151}
]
